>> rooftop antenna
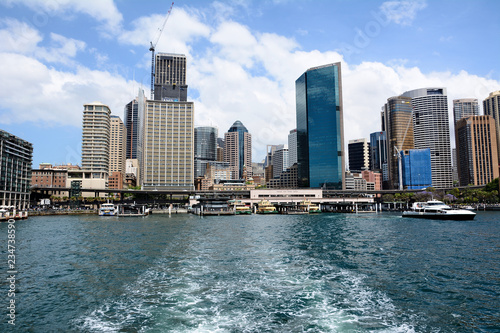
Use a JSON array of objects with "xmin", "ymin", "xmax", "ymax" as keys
[{"xmin": 149, "ymin": 2, "xmax": 174, "ymax": 100}]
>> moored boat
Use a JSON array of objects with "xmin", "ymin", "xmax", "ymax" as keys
[
  {"xmin": 229, "ymin": 200, "xmax": 252, "ymax": 215},
  {"xmin": 98, "ymin": 203, "xmax": 118, "ymax": 216},
  {"xmin": 0, "ymin": 206, "xmax": 28, "ymax": 221},
  {"xmin": 299, "ymin": 200, "xmax": 322, "ymax": 213},
  {"xmin": 256, "ymin": 200, "xmax": 278, "ymax": 214},
  {"xmin": 402, "ymin": 200, "xmax": 476, "ymax": 220}
]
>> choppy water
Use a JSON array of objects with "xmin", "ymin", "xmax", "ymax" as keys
[{"xmin": 1, "ymin": 212, "xmax": 499, "ymax": 332}]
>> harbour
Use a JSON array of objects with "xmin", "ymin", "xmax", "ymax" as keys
[{"xmin": 1, "ymin": 212, "xmax": 499, "ymax": 332}]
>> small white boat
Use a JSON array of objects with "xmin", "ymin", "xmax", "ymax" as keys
[
  {"xmin": 98, "ymin": 203, "xmax": 118, "ymax": 216},
  {"xmin": 403, "ymin": 200, "xmax": 476, "ymax": 220}
]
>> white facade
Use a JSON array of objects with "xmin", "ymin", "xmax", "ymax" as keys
[
  {"xmin": 402, "ymin": 88, "xmax": 453, "ymax": 188},
  {"xmin": 288, "ymin": 129, "xmax": 297, "ymax": 166},
  {"xmin": 82, "ymin": 102, "xmax": 111, "ymax": 173},
  {"xmin": 272, "ymin": 147, "xmax": 289, "ymax": 179}
]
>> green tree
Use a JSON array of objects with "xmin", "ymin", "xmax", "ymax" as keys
[
  {"xmin": 382, "ymin": 194, "xmax": 394, "ymax": 202},
  {"xmin": 485, "ymin": 178, "xmax": 499, "ymax": 192}
]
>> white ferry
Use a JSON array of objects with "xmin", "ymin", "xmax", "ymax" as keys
[
  {"xmin": 402, "ymin": 200, "xmax": 476, "ymax": 220},
  {"xmin": 98, "ymin": 203, "xmax": 118, "ymax": 216}
]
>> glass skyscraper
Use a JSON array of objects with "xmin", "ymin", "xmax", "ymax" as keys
[
  {"xmin": 295, "ymin": 63, "xmax": 344, "ymax": 189},
  {"xmin": 194, "ymin": 126, "xmax": 218, "ymax": 178}
]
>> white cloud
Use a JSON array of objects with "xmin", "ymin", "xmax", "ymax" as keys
[
  {"xmin": 0, "ymin": 52, "xmax": 137, "ymax": 127},
  {"xmin": 380, "ymin": 0, "xmax": 427, "ymax": 26},
  {"xmin": 0, "ymin": 3, "xmax": 499, "ymax": 163},
  {"xmin": 0, "ymin": 18, "xmax": 85, "ymax": 65},
  {"xmin": 0, "ymin": 18, "xmax": 42, "ymax": 53},
  {"xmin": 118, "ymin": 7, "xmax": 211, "ymax": 58},
  {"xmin": 0, "ymin": 0, "xmax": 123, "ymax": 36},
  {"xmin": 36, "ymin": 33, "xmax": 86, "ymax": 65}
]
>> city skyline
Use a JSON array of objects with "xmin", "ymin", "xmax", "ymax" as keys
[{"xmin": 0, "ymin": 0, "xmax": 499, "ymax": 167}]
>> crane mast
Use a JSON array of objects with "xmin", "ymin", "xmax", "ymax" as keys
[{"xmin": 150, "ymin": 2, "xmax": 174, "ymax": 100}]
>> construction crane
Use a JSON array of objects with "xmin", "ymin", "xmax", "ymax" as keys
[{"xmin": 149, "ymin": 2, "xmax": 174, "ymax": 100}]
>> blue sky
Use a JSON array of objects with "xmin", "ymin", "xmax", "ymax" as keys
[{"xmin": 0, "ymin": 0, "xmax": 499, "ymax": 168}]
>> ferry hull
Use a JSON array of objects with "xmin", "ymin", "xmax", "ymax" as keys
[{"xmin": 402, "ymin": 212, "xmax": 475, "ymax": 221}]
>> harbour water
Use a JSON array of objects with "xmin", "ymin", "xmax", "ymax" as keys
[{"xmin": 1, "ymin": 212, "xmax": 499, "ymax": 332}]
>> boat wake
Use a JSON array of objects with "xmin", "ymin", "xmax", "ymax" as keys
[{"xmin": 76, "ymin": 252, "xmax": 418, "ymax": 332}]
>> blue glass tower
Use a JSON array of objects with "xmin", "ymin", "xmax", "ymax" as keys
[
  {"xmin": 370, "ymin": 131, "xmax": 387, "ymax": 171},
  {"xmin": 400, "ymin": 148, "xmax": 432, "ymax": 190},
  {"xmin": 295, "ymin": 63, "xmax": 345, "ymax": 188}
]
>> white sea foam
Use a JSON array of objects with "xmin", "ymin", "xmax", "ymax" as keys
[{"xmin": 77, "ymin": 234, "xmax": 418, "ymax": 332}]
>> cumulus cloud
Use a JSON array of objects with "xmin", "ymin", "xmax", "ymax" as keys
[
  {"xmin": 0, "ymin": 1, "xmax": 499, "ymax": 163},
  {"xmin": 0, "ymin": 0, "xmax": 123, "ymax": 36},
  {"xmin": 380, "ymin": 0, "xmax": 427, "ymax": 26}
]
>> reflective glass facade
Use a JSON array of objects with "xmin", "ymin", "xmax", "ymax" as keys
[
  {"xmin": 194, "ymin": 126, "xmax": 218, "ymax": 178},
  {"xmin": 401, "ymin": 148, "xmax": 432, "ymax": 190},
  {"xmin": 295, "ymin": 63, "xmax": 344, "ymax": 189},
  {"xmin": 369, "ymin": 131, "xmax": 387, "ymax": 171}
]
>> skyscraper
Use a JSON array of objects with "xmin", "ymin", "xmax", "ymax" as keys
[
  {"xmin": 82, "ymin": 102, "xmax": 111, "ymax": 174},
  {"xmin": 110, "ymin": 115, "xmax": 127, "ymax": 176},
  {"xmin": 124, "ymin": 89, "xmax": 145, "ymax": 160},
  {"xmin": 348, "ymin": 138, "xmax": 370, "ymax": 172},
  {"xmin": 0, "ymin": 130, "xmax": 32, "ymax": 210},
  {"xmin": 456, "ymin": 115, "xmax": 499, "ymax": 186},
  {"xmin": 453, "ymin": 98, "xmax": 479, "ymax": 124},
  {"xmin": 402, "ymin": 88, "xmax": 453, "ymax": 188},
  {"xmin": 223, "ymin": 120, "xmax": 252, "ymax": 180},
  {"xmin": 194, "ymin": 126, "xmax": 218, "ymax": 178},
  {"xmin": 288, "ymin": 129, "xmax": 298, "ymax": 166},
  {"xmin": 369, "ymin": 131, "xmax": 387, "ymax": 175},
  {"xmin": 272, "ymin": 147, "xmax": 289, "ymax": 179},
  {"xmin": 154, "ymin": 53, "xmax": 188, "ymax": 102},
  {"xmin": 295, "ymin": 62, "xmax": 344, "ymax": 189},
  {"xmin": 382, "ymin": 96, "xmax": 414, "ymax": 189},
  {"xmin": 142, "ymin": 100, "xmax": 194, "ymax": 189},
  {"xmin": 483, "ymin": 90, "xmax": 500, "ymax": 162}
]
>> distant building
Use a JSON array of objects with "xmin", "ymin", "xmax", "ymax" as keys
[
  {"xmin": 272, "ymin": 147, "xmax": 289, "ymax": 179},
  {"xmin": 400, "ymin": 148, "xmax": 433, "ymax": 190},
  {"xmin": 483, "ymin": 90, "xmax": 500, "ymax": 162},
  {"xmin": 142, "ymin": 100, "xmax": 194, "ymax": 190},
  {"xmin": 369, "ymin": 131, "xmax": 388, "ymax": 181},
  {"xmin": 382, "ymin": 96, "xmax": 414, "ymax": 189},
  {"xmin": 126, "ymin": 159, "xmax": 140, "ymax": 184},
  {"xmin": 296, "ymin": 62, "xmax": 345, "ymax": 188},
  {"xmin": 31, "ymin": 167, "xmax": 67, "ymax": 189},
  {"xmin": 288, "ymin": 129, "xmax": 298, "ymax": 167},
  {"xmin": 267, "ymin": 163, "xmax": 298, "ymax": 189},
  {"xmin": 223, "ymin": 120, "xmax": 252, "ymax": 180},
  {"xmin": 108, "ymin": 171, "xmax": 124, "ymax": 190},
  {"xmin": 124, "ymin": 89, "xmax": 146, "ymax": 160},
  {"xmin": 153, "ymin": 53, "xmax": 188, "ymax": 102},
  {"xmin": 453, "ymin": 98, "xmax": 479, "ymax": 124},
  {"xmin": 456, "ymin": 115, "xmax": 499, "ymax": 186},
  {"xmin": 348, "ymin": 138, "xmax": 370, "ymax": 172},
  {"xmin": 194, "ymin": 126, "xmax": 218, "ymax": 178},
  {"xmin": 0, "ymin": 130, "xmax": 32, "ymax": 210},
  {"xmin": 82, "ymin": 102, "xmax": 111, "ymax": 189},
  {"xmin": 361, "ymin": 170, "xmax": 382, "ymax": 191},
  {"xmin": 402, "ymin": 88, "xmax": 453, "ymax": 188},
  {"xmin": 110, "ymin": 115, "xmax": 127, "ymax": 182}
]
